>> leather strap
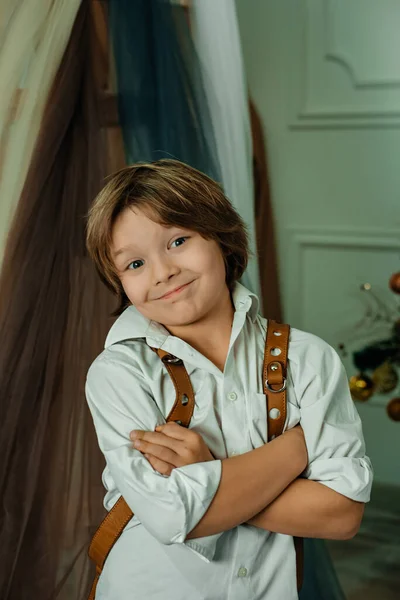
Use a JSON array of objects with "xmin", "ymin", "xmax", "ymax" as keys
[
  {"xmin": 150, "ymin": 348, "xmax": 196, "ymax": 428},
  {"xmin": 88, "ymin": 323, "xmax": 303, "ymax": 598},
  {"xmin": 263, "ymin": 320, "xmax": 289, "ymax": 441},
  {"xmin": 87, "ymin": 348, "xmax": 195, "ymax": 599},
  {"xmin": 264, "ymin": 320, "xmax": 304, "ymax": 590}
]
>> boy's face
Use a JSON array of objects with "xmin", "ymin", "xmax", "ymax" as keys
[{"xmin": 111, "ymin": 206, "xmax": 230, "ymax": 328}]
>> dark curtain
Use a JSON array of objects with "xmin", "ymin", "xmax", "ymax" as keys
[
  {"xmin": 299, "ymin": 538, "xmax": 346, "ymax": 600},
  {"xmin": 0, "ymin": 1, "xmax": 120, "ymax": 598},
  {"xmin": 250, "ymin": 98, "xmax": 282, "ymax": 321},
  {"xmin": 108, "ymin": 0, "xmax": 221, "ymax": 181}
]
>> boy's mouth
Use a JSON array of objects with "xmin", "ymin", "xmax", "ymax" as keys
[{"xmin": 158, "ymin": 280, "xmax": 193, "ymax": 300}]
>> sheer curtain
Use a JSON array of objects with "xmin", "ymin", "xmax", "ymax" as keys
[
  {"xmin": 0, "ymin": 0, "xmax": 81, "ymax": 263},
  {"xmin": 0, "ymin": 2, "xmax": 122, "ymax": 597},
  {"xmin": 189, "ymin": 0, "xmax": 261, "ymax": 300}
]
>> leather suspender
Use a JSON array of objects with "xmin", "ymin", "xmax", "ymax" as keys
[
  {"xmin": 264, "ymin": 321, "xmax": 304, "ymax": 591},
  {"xmin": 87, "ymin": 347, "xmax": 196, "ymax": 600},
  {"xmin": 263, "ymin": 320, "xmax": 289, "ymax": 440},
  {"xmin": 87, "ymin": 321, "xmax": 302, "ymax": 599}
]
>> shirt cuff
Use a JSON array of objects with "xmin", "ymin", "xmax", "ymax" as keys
[
  {"xmin": 170, "ymin": 458, "xmax": 222, "ymax": 542},
  {"xmin": 181, "ymin": 459, "xmax": 223, "ymax": 562},
  {"xmin": 305, "ymin": 456, "xmax": 373, "ymax": 502}
]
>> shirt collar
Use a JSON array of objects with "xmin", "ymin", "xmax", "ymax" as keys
[{"xmin": 104, "ymin": 280, "xmax": 260, "ymax": 349}]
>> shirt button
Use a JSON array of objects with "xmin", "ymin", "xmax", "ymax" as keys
[
  {"xmin": 237, "ymin": 566, "xmax": 248, "ymax": 577},
  {"xmin": 228, "ymin": 392, "xmax": 237, "ymax": 401}
]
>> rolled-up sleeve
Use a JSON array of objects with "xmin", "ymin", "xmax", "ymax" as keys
[
  {"xmin": 295, "ymin": 334, "xmax": 373, "ymax": 502},
  {"xmin": 85, "ymin": 354, "xmax": 222, "ymax": 548}
]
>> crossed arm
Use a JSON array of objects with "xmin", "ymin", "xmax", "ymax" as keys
[{"xmin": 130, "ymin": 422, "xmax": 365, "ymax": 541}]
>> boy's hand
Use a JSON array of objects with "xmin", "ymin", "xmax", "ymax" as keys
[{"xmin": 130, "ymin": 422, "xmax": 215, "ymax": 476}]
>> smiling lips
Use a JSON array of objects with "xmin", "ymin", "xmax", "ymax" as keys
[{"xmin": 159, "ymin": 281, "xmax": 192, "ymax": 300}]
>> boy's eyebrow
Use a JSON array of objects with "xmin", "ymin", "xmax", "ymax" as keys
[
  {"xmin": 112, "ymin": 227, "xmax": 186, "ymax": 259},
  {"xmin": 112, "ymin": 245, "xmax": 137, "ymax": 259}
]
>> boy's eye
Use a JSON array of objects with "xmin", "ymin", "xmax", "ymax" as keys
[
  {"xmin": 127, "ymin": 260, "xmax": 144, "ymax": 271},
  {"xmin": 125, "ymin": 238, "xmax": 188, "ymax": 271},
  {"xmin": 171, "ymin": 236, "xmax": 188, "ymax": 248}
]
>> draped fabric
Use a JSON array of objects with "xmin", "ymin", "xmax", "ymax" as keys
[
  {"xmin": 299, "ymin": 539, "xmax": 346, "ymax": 600},
  {"xmin": 109, "ymin": 0, "xmax": 260, "ymax": 298},
  {"xmin": 0, "ymin": 1, "xmax": 122, "ymax": 597},
  {"xmin": 189, "ymin": 0, "xmax": 261, "ymax": 300},
  {"xmin": 108, "ymin": 0, "xmax": 220, "ymax": 183},
  {"xmin": 0, "ymin": 0, "xmax": 81, "ymax": 263},
  {"xmin": 250, "ymin": 99, "xmax": 282, "ymax": 321}
]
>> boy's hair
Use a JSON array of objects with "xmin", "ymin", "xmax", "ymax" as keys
[{"xmin": 86, "ymin": 159, "xmax": 252, "ymax": 316}]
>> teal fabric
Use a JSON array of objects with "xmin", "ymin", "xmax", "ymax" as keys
[
  {"xmin": 300, "ymin": 539, "xmax": 346, "ymax": 600},
  {"xmin": 109, "ymin": 0, "xmax": 220, "ymax": 181}
]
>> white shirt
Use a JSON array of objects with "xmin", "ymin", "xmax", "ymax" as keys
[{"xmin": 85, "ymin": 281, "xmax": 373, "ymax": 600}]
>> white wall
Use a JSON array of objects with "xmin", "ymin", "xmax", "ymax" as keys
[{"xmin": 236, "ymin": 0, "xmax": 400, "ymax": 485}]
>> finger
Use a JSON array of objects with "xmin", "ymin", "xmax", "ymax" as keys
[
  {"xmin": 130, "ymin": 430, "xmax": 182, "ymax": 452},
  {"xmin": 156, "ymin": 424, "xmax": 203, "ymax": 454},
  {"xmin": 133, "ymin": 440, "xmax": 183, "ymax": 467},
  {"xmin": 155, "ymin": 422, "xmax": 196, "ymax": 441},
  {"xmin": 155, "ymin": 422, "xmax": 186, "ymax": 440},
  {"xmin": 145, "ymin": 454, "xmax": 174, "ymax": 476}
]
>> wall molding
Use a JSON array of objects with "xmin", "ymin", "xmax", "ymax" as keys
[
  {"xmin": 325, "ymin": 0, "xmax": 400, "ymax": 89},
  {"xmin": 285, "ymin": 226, "xmax": 400, "ymax": 409},
  {"xmin": 287, "ymin": 225, "xmax": 400, "ymax": 248},
  {"xmin": 324, "ymin": 52, "xmax": 400, "ymax": 91},
  {"xmin": 289, "ymin": 0, "xmax": 400, "ymax": 129},
  {"xmin": 286, "ymin": 225, "xmax": 400, "ymax": 323}
]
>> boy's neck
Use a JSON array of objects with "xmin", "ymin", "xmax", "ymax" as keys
[{"xmin": 163, "ymin": 290, "xmax": 235, "ymax": 373}]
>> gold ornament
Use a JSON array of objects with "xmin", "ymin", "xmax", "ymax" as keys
[
  {"xmin": 389, "ymin": 272, "xmax": 400, "ymax": 294},
  {"xmin": 349, "ymin": 373, "xmax": 375, "ymax": 401},
  {"xmin": 372, "ymin": 361, "xmax": 398, "ymax": 394},
  {"xmin": 387, "ymin": 397, "xmax": 400, "ymax": 421}
]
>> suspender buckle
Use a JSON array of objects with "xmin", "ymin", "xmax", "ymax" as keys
[
  {"xmin": 162, "ymin": 354, "xmax": 183, "ymax": 365},
  {"xmin": 265, "ymin": 378, "xmax": 287, "ymax": 393}
]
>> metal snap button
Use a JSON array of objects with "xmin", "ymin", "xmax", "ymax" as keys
[{"xmin": 269, "ymin": 408, "xmax": 281, "ymax": 420}]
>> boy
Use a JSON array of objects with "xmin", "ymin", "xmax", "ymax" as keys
[{"xmin": 85, "ymin": 159, "xmax": 372, "ymax": 599}]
